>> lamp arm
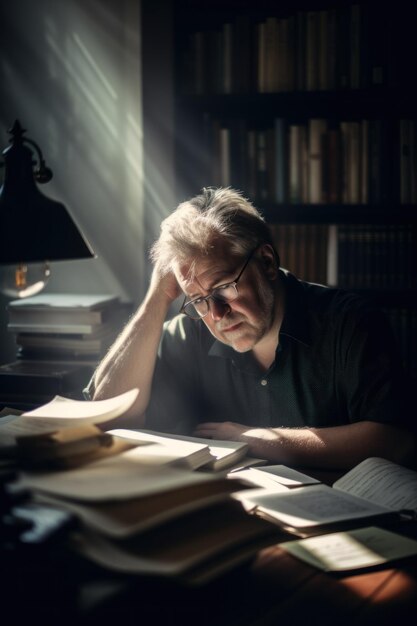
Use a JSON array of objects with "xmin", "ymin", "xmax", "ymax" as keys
[{"xmin": 22, "ymin": 137, "xmax": 53, "ymax": 184}]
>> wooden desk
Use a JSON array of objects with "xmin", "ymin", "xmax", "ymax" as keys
[
  {"xmin": 2, "ymin": 465, "xmax": 416, "ymax": 625},
  {"xmin": 4, "ymin": 518, "xmax": 417, "ymax": 626}
]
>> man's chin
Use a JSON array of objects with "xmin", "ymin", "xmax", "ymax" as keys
[{"xmin": 224, "ymin": 333, "xmax": 257, "ymax": 353}]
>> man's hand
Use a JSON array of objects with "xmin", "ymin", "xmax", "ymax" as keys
[
  {"xmin": 193, "ymin": 421, "xmax": 249, "ymax": 441},
  {"xmin": 149, "ymin": 261, "xmax": 182, "ymax": 304}
]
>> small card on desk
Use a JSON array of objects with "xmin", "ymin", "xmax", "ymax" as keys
[{"xmin": 280, "ymin": 526, "xmax": 417, "ymax": 572}]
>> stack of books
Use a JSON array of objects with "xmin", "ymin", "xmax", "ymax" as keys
[
  {"xmin": 7, "ymin": 293, "xmax": 126, "ymax": 360},
  {"xmin": 1, "ymin": 293, "xmax": 128, "ymax": 409},
  {"xmin": 0, "ymin": 390, "xmax": 278, "ymax": 584}
]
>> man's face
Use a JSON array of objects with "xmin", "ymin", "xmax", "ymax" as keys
[{"xmin": 175, "ymin": 242, "xmax": 278, "ymax": 353}]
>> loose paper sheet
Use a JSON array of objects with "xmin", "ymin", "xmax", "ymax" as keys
[
  {"xmin": 16, "ymin": 462, "xmax": 221, "ymax": 501},
  {"xmin": 230, "ymin": 465, "xmax": 320, "ymax": 489},
  {"xmin": 0, "ymin": 389, "xmax": 139, "ymax": 446},
  {"xmin": 281, "ymin": 526, "xmax": 417, "ymax": 571}
]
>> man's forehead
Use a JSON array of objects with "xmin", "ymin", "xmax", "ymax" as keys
[{"xmin": 175, "ymin": 250, "xmax": 238, "ymax": 289}]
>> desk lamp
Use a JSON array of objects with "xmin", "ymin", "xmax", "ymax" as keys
[{"xmin": 0, "ymin": 120, "xmax": 94, "ymax": 298}]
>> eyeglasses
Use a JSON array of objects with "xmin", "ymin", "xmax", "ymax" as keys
[{"xmin": 180, "ymin": 247, "xmax": 258, "ymax": 320}]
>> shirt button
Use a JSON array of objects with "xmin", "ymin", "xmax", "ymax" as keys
[{"xmin": 260, "ymin": 379, "xmax": 268, "ymax": 386}]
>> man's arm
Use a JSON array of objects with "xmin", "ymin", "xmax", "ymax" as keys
[
  {"xmin": 90, "ymin": 266, "xmax": 180, "ymax": 423},
  {"xmin": 193, "ymin": 420, "xmax": 416, "ymax": 469}
]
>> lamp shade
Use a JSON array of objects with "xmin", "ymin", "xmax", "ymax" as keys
[{"xmin": 0, "ymin": 120, "xmax": 94, "ymax": 265}]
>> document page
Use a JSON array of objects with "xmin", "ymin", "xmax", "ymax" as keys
[
  {"xmin": 16, "ymin": 461, "xmax": 222, "ymax": 501},
  {"xmin": 281, "ymin": 526, "xmax": 417, "ymax": 571},
  {"xmin": 123, "ymin": 429, "xmax": 249, "ymax": 471},
  {"xmin": 0, "ymin": 389, "xmax": 139, "ymax": 445},
  {"xmin": 334, "ymin": 457, "xmax": 417, "ymax": 512},
  {"xmin": 234, "ymin": 484, "xmax": 391, "ymax": 529}
]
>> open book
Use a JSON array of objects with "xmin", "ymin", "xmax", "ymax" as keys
[
  {"xmin": 109, "ymin": 428, "xmax": 253, "ymax": 472},
  {"xmin": 234, "ymin": 457, "xmax": 417, "ymax": 533}
]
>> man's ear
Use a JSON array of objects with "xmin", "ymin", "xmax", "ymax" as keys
[{"xmin": 259, "ymin": 244, "xmax": 279, "ymax": 279}]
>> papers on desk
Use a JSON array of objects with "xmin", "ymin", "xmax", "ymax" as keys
[
  {"xmin": 70, "ymin": 499, "xmax": 277, "ymax": 584},
  {"xmin": 14, "ymin": 461, "xmax": 278, "ymax": 583},
  {"xmin": 229, "ymin": 465, "xmax": 321, "ymax": 490},
  {"xmin": 0, "ymin": 389, "xmax": 139, "ymax": 447},
  {"xmin": 281, "ymin": 526, "xmax": 417, "ymax": 572},
  {"xmin": 234, "ymin": 457, "xmax": 417, "ymax": 533},
  {"xmin": 4, "ymin": 388, "xmax": 417, "ymax": 586},
  {"xmin": 10, "ymin": 437, "xmax": 278, "ymax": 583},
  {"xmin": 113, "ymin": 429, "xmax": 251, "ymax": 472}
]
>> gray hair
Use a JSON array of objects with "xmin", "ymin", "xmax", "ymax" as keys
[{"xmin": 150, "ymin": 187, "xmax": 277, "ymax": 273}]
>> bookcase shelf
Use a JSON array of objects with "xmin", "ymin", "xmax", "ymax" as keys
[
  {"xmin": 259, "ymin": 204, "xmax": 417, "ymax": 224},
  {"xmin": 177, "ymin": 89, "xmax": 417, "ymax": 120},
  {"xmin": 169, "ymin": 0, "xmax": 417, "ymax": 377}
]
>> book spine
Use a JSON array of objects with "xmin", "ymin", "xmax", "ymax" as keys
[
  {"xmin": 308, "ymin": 119, "xmax": 327, "ymax": 203},
  {"xmin": 222, "ymin": 23, "xmax": 233, "ymax": 94},
  {"xmin": 306, "ymin": 11, "xmax": 319, "ymax": 91},
  {"xmin": 257, "ymin": 130, "xmax": 269, "ymax": 201},
  {"xmin": 274, "ymin": 118, "xmax": 287, "ymax": 203}
]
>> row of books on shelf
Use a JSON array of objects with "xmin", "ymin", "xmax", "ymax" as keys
[
  {"xmin": 335, "ymin": 224, "xmax": 416, "ymax": 289},
  {"xmin": 274, "ymin": 223, "xmax": 416, "ymax": 290},
  {"xmin": 270, "ymin": 223, "xmax": 416, "ymax": 378},
  {"xmin": 182, "ymin": 4, "xmax": 389, "ymax": 95},
  {"xmin": 270, "ymin": 224, "xmax": 329, "ymax": 286},
  {"xmin": 204, "ymin": 117, "xmax": 407, "ymax": 205},
  {"xmin": 400, "ymin": 119, "xmax": 417, "ymax": 204},
  {"xmin": 1, "ymin": 390, "xmax": 417, "ymax": 581}
]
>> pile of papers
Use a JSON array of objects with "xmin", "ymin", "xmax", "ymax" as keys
[
  {"xmin": 1, "ymin": 388, "xmax": 417, "ymax": 581},
  {"xmin": 0, "ymin": 389, "xmax": 278, "ymax": 584}
]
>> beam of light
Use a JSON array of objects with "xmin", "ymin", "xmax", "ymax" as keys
[
  {"xmin": 72, "ymin": 32, "xmax": 118, "ymax": 100},
  {"xmin": 45, "ymin": 32, "xmax": 119, "ymax": 139}
]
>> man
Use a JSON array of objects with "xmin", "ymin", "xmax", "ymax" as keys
[{"xmin": 88, "ymin": 187, "xmax": 415, "ymax": 469}]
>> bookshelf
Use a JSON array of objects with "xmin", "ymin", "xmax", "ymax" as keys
[{"xmin": 169, "ymin": 0, "xmax": 417, "ymax": 378}]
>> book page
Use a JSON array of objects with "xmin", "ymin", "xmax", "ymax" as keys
[
  {"xmin": 0, "ymin": 389, "xmax": 139, "ymax": 446},
  {"xmin": 247, "ymin": 465, "xmax": 320, "ymax": 487},
  {"xmin": 23, "ymin": 388, "xmax": 138, "ymax": 422},
  {"xmin": 16, "ymin": 462, "xmax": 221, "ymax": 501},
  {"xmin": 71, "ymin": 500, "xmax": 274, "ymax": 578},
  {"xmin": 129, "ymin": 429, "xmax": 249, "ymax": 471},
  {"xmin": 132, "ymin": 430, "xmax": 249, "ymax": 470},
  {"xmin": 334, "ymin": 457, "xmax": 417, "ymax": 512},
  {"xmin": 33, "ymin": 478, "xmax": 240, "ymax": 537},
  {"xmin": 229, "ymin": 469, "xmax": 290, "ymax": 491},
  {"xmin": 234, "ymin": 484, "xmax": 391, "ymax": 529},
  {"xmin": 107, "ymin": 429, "xmax": 214, "ymax": 470},
  {"xmin": 281, "ymin": 526, "xmax": 417, "ymax": 571}
]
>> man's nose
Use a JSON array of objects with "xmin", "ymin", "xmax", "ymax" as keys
[{"xmin": 209, "ymin": 298, "xmax": 230, "ymax": 321}]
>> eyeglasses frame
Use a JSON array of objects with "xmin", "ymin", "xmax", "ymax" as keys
[{"xmin": 179, "ymin": 245, "xmax": 259, "ymax": 320}]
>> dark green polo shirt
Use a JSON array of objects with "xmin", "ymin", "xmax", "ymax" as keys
[{"xmin": 146, "ymin": 271, "xmax": 413, "ymax": 435}]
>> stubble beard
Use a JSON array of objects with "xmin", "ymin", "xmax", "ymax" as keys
[{"xmin": 219, "ymin": 278, "xmax": 276, "ymax": 353}]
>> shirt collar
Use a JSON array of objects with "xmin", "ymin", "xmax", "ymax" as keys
[{"xmin": 279, "ymin": 269, "xmax": 311, "ymax": 347}]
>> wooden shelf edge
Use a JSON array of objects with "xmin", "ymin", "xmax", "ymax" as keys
[{"xmin": 259, "ymin": 204, "xmax": 417, "ymax": 224}]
